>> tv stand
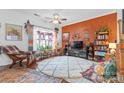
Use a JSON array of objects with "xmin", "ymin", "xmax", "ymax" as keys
[{"xmin": 68, "ymin": 48, "xmax": 86, "ymax": 58}]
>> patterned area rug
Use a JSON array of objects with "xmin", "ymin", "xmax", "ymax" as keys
[
  {"xmin": 0, "ymin": 66, "xmax": 66, "ymax": 83},
  {"xmin": 37, "ymin": 56, "xmax": 96, "ymax": 79}
]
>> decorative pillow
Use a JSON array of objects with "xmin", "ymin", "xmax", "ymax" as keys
[{"xmin": 104, "ymin": 62, "xmax": 116, "ymax": 79}]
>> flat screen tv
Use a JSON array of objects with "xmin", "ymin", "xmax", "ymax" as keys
[{"xmin": 73, "ymin": 41, "xmax": 83, "ymax": 49}]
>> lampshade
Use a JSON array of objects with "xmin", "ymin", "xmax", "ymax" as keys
[{"xmin": 109, "ymin": 43, "xmax": 116, "ymax": 49}]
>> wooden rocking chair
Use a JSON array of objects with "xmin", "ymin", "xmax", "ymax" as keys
[{"xmin": 3, "ymin": 45, "xmax": 32, "ymax": 68}]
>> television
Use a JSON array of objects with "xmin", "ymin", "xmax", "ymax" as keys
[{"xmin": 73, "ymin": 41, "xmax": 83, "ymax": 49}]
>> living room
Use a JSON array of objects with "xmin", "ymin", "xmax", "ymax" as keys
[{"xmin": 0, "ymin": 9, "xmax": 124, "ymax": 83}]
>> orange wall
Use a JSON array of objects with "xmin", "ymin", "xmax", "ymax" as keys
[{"xmin": 62, "ymin": 13, "xmax": 117, "ymax": 48}]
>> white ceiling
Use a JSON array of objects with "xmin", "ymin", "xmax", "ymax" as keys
[{"xmin": 0, "ymin": 9, "xmax": 117, "ymax": 26}]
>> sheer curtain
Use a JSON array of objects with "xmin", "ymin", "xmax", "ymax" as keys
[{"xmin": 33, "ymin": 26, "xmax": 55, "ymax": 51}]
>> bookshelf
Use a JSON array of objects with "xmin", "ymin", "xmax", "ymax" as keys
[{"xmin": 94, "ymin": 30, "xmax": 109, "ymax": 62}]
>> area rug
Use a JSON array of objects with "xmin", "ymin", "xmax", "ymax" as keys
[{"xmin": 0, "ymin": 66, "xmax": 66, "ymax": 83}]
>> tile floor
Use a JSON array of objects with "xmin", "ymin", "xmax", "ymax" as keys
[{"xmin": 0, "ymin": 66, "xmax": 66, "ymax": 83}]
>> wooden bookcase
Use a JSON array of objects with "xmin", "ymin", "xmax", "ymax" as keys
[{"xmin": 94, "ymin": 31, "xmax": 109, "ymax": 62}]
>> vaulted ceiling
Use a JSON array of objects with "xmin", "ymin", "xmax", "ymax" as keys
[{"xmin": 0, "ymin": 9, "xmax": 117, "ymax": 26}]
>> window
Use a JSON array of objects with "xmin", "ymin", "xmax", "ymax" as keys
[{"xmin": 33, "ymin": 26, "xmax": 55, "ymax": 51}]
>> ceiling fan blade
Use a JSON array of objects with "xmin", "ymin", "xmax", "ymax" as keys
[
  {"xmin": 34, "ymin": 13, "xmax": 41, "ymax": 17},
  {"xmin": 61, "ymin": 18, "xmax": 67, "ymax": 21},
  {"xmin": 45, "ymin": 17, "xmax": 53, "ymax": 20},
  {"xmin": 58, "ymin": 21, "xmax": 62, "ymax": 24},
  {"xmin": 49, "ymin": 20, "xmax": 53, "ymax": 23}
]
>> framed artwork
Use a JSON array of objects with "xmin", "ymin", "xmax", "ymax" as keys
[
  {"xmin": 72, "ymin": 32, "xmax": 80, "ymax": 40},
  {"xmin": 84, "ymin": 32, "xmax": 89, "ymax": 39},
  {"xmin": 62, "ymin": 32, "xmax": 70, "ymax": 41},
  {"xmin": 6, "ymin": 24, "xmax": 22, "ymax": 41}
]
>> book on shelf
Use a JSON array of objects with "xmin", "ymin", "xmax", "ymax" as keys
[{"xmin": 97, "ymin": 34, "xmax": 108, "ymax": 40}]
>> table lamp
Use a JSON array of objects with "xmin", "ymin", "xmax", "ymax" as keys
[{"xmin": 109, "ymin": 43, "xmax": 116, "ymax": 54}]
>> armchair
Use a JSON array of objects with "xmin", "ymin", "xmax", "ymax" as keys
[{"xmin": 3, "ymin": 45, "xmax": 32, "ymax": 68}]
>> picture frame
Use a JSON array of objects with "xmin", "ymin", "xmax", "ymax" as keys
[
  {"xmin": 6, "ymin": 23, "xmax": 22, "ymax": 41},
  {"xmin": 84, "ymin": 32, "xmax": 89, "ymax": 39},
  {"xmin": 62, "ymin": 32, "xmax": 70, "ymax": 42}
]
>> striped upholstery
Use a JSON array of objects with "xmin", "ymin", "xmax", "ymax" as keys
[
  {"xmin": 3, "ymin": 45, "xmax": 20, "ymax": 54},
  {"xmin": 3, "ymin": 45, "xmax": 28, "ymax": 58}
]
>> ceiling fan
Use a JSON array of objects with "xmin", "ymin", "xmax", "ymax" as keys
[{"xmin": 34, "ymin": 13, "xmax": 67, "ymax": 24}]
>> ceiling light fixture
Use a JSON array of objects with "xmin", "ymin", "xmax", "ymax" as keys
[
  {"xmin": 34, "ymin": 13, "xmax": 67, "ymax": 24},
  {"xmin": 52, "ymin": 20, "xmax": 59, "ymax": 24}
]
